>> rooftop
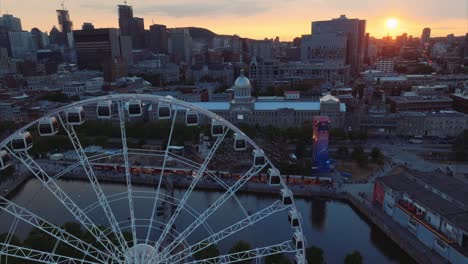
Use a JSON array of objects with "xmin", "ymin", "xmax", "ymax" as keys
[{"xmin": 379, "ymin": 170, "xmax": 468, "ymax": 231}]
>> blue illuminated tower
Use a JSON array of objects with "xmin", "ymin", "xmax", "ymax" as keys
[{"xmin": 312, "ymin": 116, "xmax": 331, "ymax": 173}]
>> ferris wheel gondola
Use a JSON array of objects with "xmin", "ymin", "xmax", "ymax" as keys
[
  {"xmin": 185, "ymin": 110, "xmax": 199, "ymax": 126},
  {"xmin": 234, "ymin": 133, "xmax": 247, "ymax": 151},
  {"xmin": 66, "ymin": 107, "xmax": 85, "ymax": 125},
  {"xmin": 38, "ymin": 117, "xmax": 59, "ymax": 136},
  {"xmin": 128, "ymin": 100, "xmax": 142, "ymax": 117},
  {"xmin": 97, "ymin": 101, "xmax": 112, "ymax": 119},
  {"xmin": 158, "ymin": 103, "xmax": 171, "ymax": 120},
  {"xmin": 10, "ymin": 132, "xmax": 33, "ymax": 152},
  {"xmin": 211, "ymin": 120, "xmax": 224, "ymax": 137}
]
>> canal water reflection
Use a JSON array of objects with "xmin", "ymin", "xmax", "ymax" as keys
[{"xmin": 0, "ymin": 179, "xmax": 416, "ymax": 264}]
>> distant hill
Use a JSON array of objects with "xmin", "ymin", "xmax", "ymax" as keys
[{"xmin": 187, "ymin": 27, "xmax": 217, "ymax": 40}]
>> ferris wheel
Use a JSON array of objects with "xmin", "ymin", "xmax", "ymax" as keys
[{"xmin": 0, "ymin": 94, "xmax": 307, "ymax": 264}]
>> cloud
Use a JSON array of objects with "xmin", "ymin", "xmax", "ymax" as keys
[{"xmin": 81, "ymin": 0, "xmax": 270, "ymax": 17}]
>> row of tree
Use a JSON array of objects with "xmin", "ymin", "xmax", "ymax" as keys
[
  {"xmin": 0, "ymin": 223, "xmax": 364, "ymax": 264},
  {"xmin": 336, "ymin": 146, "xmax": 385, "ymax": 168}
]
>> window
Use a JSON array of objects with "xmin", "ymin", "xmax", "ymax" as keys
[{"xmin": 435, "ymin": 239, "xmax": 447, "ymax": 251}]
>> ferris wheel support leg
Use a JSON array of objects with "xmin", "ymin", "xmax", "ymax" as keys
[
  {"xmin": 0, "ymin": 242, "xmax": 98, "ymax": 264},
  {"xmin": 165, "ymin": 200, "xmax": 290, "ymax": 264},
  {"xmin": 0, "ymin": 196, "xmax": 111, "ymax": 263},
  {"xmin": 158, "ymin": 164, "xmax": 265, "ymax": 260},
  {"xmin": 145, "ymin": 108, "xmax": 179, "ymax": 246},
  {"xmin": 5, "ymin": 147, "xmax": 125, "ymax": 261},
  {"xmin": 152, "ymin": 128, "xmax": 230, "ymax": 258},
  {"xmin": 182, "ymin": 241, "xmax": 298, "ymax": 264},
  {"xmin": 58, "ymin": 115, "xmax": 130, "ymax": 254},
  {"xmin": 118, "ymin": 100, "xmax": 138, "ymax": 248}
]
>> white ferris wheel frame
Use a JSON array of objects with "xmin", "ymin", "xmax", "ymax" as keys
[{"xmin": 0, "ymin": 94, "xmax": 307, "ymax": 264}]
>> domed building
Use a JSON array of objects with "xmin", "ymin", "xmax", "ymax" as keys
[{"xmin": 191, "ymin": 72, "xmax": 346, "ymax": 128}]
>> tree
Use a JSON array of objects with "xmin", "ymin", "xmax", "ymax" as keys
[
  {"xmin": 306, "ymin": 246, "xmax": 325, "ymax": 264},
  {"xmin": 229, "ymin": 241, "xmax": 252, "ymax": 264},
  {"xmin": 193, "ymin": 243, "xmax": 220, "ymax": 260},
  {"xmin": 344, "ymin": 251, "xmax": 363, "ymax": 264},
  {"xmin": 370, "ymin": 147, "xmax": 384, "ymax": 165},
  {"xmin": 351, "ymin": 146, "xmax": 368, "ymax": 168},
  {"xmin": 337, "ymin": 146, "xmax": 349, "ymax": 159},
  {"xmin": 264, "ymin": 253, "xmax": 291, "ymax": 264}
]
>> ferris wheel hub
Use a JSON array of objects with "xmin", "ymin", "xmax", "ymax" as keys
[{"xmin": 125, "ymin": 244, "xmax": 159, "ymax": 264}]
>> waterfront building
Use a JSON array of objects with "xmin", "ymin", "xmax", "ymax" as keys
[
  {"xmin": 374, "ymin": 170, "xmax": 468, "ymax": 264},
  {"xmin": 387, "ymin": 95, "xmax": 453, "ymax": 113}
]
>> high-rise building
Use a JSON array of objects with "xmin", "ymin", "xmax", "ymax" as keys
[
  {"xmin": 248, "ymin": 39, "xmax": 274, "ymax": 60},
  {"xmin": 169, "ymin": 28, "xmax": 192, "ymax": 63},
  {"xmin": 149, "ymin": 24, "xmax": 168, "ymax": 54},
  {"xmin": 57, "ymin": 9, "xmax": 73, "ymax": 33},
  {"xmin": 74, "ymin": 28, "xmax": 122, "ymax": 71},
  {"xmin": 8, "ymin": 31, "xmax": 35, "ymax": 59},
  {"xmin": 311, "ymin": 15, "xmax": 366, "ymax": 76},
  {"xmin": 118, "ymin": 4, "xmax": 146, "ymax": 49},
  {"xmin": 31, "ymin": 28, "xmax": 49, "ymax": 50},
  {"xmin": 421, "ymin": 27, "xmax": 431, "ymax": 45},
  {"xmin": 0, "ymin": 14, "xmax": 22, "ymax": 32},
  {"xmin": 118, "ymin": 4, "xmax": 134, "ymax": 36},
  {"xmin": 301, "ymin": 33, "xmax": 347, "ymax": 64}
]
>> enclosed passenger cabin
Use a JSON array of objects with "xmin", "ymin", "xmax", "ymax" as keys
[
  {"xmin": 158, "ymin": 103, "xmax": 171, "ymax": 120},
  {"xmin": 281, "ymin": 188, "xmax": 293, "ymax": 206},
  {"xmin": 234, "ymin": 133, "xmax": 247, "ymax": 151},
  {"xmin": 292, "ymin": 231, "xmax": 304, "ymax": 250},
  {"xmin": 38, "ymin": 117, "xmax": 59, "ymax": 136},
  {"xmin": 186, "ymin": 110, "xmax": 199, "ymax": 127},
  {"xmin": 66, "ymin": 107, "xmax": 85, "ymax": 125},
  {"xmin": 0, "ymin": 150, "xmax": 11, "ymax": 170},
  {"xmin": 128, "ymin": 100, "xmax": 142, "ymax": 117},
  {"xmin": 11, "ymin": 132, "xmax": 33, "ymax": 152},
  {"xmin": 253, "ymin": 150, "xmax": 266, "ymax": 167},
  {"xmin": 97, "ymin": 101, "xmax": 112, "ymax": 119},
  {"xmin": 267, "ymin": 168, "xmax": 281, "ymax": 186},
  {"xmin": 288, "ymin": 209, "xmax": 300, "ymax": 228},
  {"xmin": 211, "ymin": 120, "xmax": 224, "ymax": 137}
]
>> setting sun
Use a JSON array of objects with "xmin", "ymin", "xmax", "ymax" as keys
[{"xmin": 386, "ymin": 18, "xmax": 399, "ymax": 30}]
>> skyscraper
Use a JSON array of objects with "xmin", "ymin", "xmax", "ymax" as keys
[
  {"xmin": 149, "ymin": 24, "xmax": 168, "ymax": 54},
  {"xmin": 0, "ymin": 14, "xmax": 22, "ymax": 32},
  {"xmin": 118, "ymin": 4, "xmax": 146, "ymax": 49},
  {"xmin": 311, "ymin": 15, "xmax": 366, "ymax": 76},
  {"xmin": 74, "ymin": 28, "xmax": 122, "ymax": 71},
  {"xmin": 118, "ymin": 4, "xmax": 134, "ymax": 36},
  {"xmin": 57, "ymin": 9, "xmax": 73, "ymax": 33},
  {"xmin": 421, "ymin": 27, "xmax": 431, "ymax": 45},
  {"xmin": 169, "ymin": 28, "xmax": 192, "ymax": 63}
]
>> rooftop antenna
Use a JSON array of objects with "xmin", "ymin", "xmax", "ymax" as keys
[{"xmin": 60, "ymin": 0, "xmax": 67, "ymax": 10}]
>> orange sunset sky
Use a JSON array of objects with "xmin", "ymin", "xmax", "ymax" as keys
[{"xmin": 3, "ymin": 0, "xmax": 467, "ymax": 40}]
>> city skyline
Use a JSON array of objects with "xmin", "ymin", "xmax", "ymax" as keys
[{"xmin": 3, "ymin": 0, "xmax": 467, "ymax": 40}]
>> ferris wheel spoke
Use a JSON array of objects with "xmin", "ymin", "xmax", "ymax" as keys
[
  {"xmin": 207, "ymin": 173, "xmax": 249, "ymax": 218},
  {"xmin": 153, "ymin": 128, "xmax": 230, "ymax": 256},
  {"xmin": 0, "ymin": 196, "xmax": 111, "ymax": 263},
  {"xmin": 0, "ymin": 243, "xmax": 98, "ymax": 264},
  {"xmin": 5, "ymin": 147, "xmax": 125, "ymax": 260},
  {"xmin": 158, "ymin": 164, "xmax": 266, "ymax": 259},
  {"xmin": 118, "ymin": 100, "xmax": 138, "ymax": 248},
  {"xmin": 145, "ymin": 107, "xmax": 179, "ymax": 245},
  {"xmin": 183, "ymin": 241, "xmax": 298, "ymax": 264},
  {"xmin": 49, "ymin": 150, "xmax": 122, "ymax": 182},
  {"xmin": 165, "ymin": 200, "xmax": 290, "ymax": 264},
  {"xmin": 57, "ymin": 115, "xmax": 129, "ymax": 253}
]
